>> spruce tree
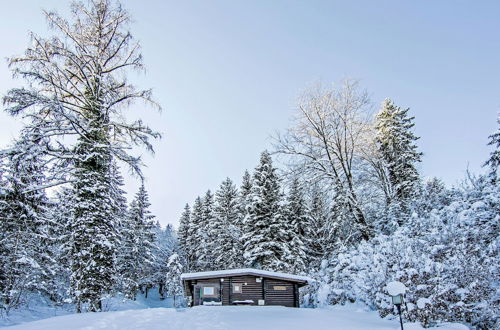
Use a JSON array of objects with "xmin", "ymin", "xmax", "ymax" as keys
[
  {"xmin": 236, "ymin": 170, "xmax": 252, "ymax": 262},
  {"xmin": 0, "ymin": 130, "xmax": 54, "ymax": 310},
  {"xmin": 284, "ymin": 178, "xmax": 308, "ymax": 273},
  {"xmin": 213, "ymin": 178, "xmax": 243, "ymax": 269},
  {"xmin": 198, "ymin": 190, "xmax": 215, "ymax": 270},
  {"xmin": 484, "ymin": 114, "xmax": 499, "ymax": 183},
  {"xmin": 375, "ymin": 99, "xmax": 422, "ymax": 214},
  {"xmin": 165, "ymin": 253, "xmax": 184, "ymax": 307},
  {"xmin": 109, "ymin": 162, "xmax": 128, "ymax": 229},
  {"xmin": 177, "ymin": 204, "xmax": 191, "ymax": 264},
  {"xmin": 186, "ymin": 197, "xmax": 203, "ymax": 271},
  {"xmin": 242, "ymin": 151, "xmax": 292, "ymax": 272},
  {"xmin": 109, "ymin": 162, "xmax": 129, "ymax": 295},
  {"xmin": 49, "ymin": 187, "xmax": 75, "ymax": 304},
  {"xmin": 306, "ymin": 185, "xmax": 332, "ymax": 266},
  {"xmin": 120, "ymin": 184, "xmax": 157, "ymax": 299},
  {"xmin": 239, "ymin": 170, "xmax": 252, "ymax": 218},
  {"xmin": 152, "ymin": 223, "xmax": 176, "ymax": 297},
  {"xmin": 70, "ymin": 133, "xmax": 118, "ymax": 312}
]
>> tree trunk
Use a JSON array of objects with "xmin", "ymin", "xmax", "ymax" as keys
[{"xmin": 159, "ymin": 282, "xmax": 164, "ymax": 299}]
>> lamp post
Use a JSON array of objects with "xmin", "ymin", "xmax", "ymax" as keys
[
  {"xmin": 392, "ymin": 293, "xmax": 404, "ymax": 330},
  {"xmin": 386, "ymin": 281, "xmax": 407, "ymax": 330}
]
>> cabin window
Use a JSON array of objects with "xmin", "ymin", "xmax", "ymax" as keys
[
  {"xmin": 232, "ymin": 284, "xmax": 242, "ymax": 293},
  {"xmin": 202, "ymin": 286, "xmax": 216, "ymax": 296},
  {"xmin": 273, "ymin": 286, "xmax": 287, "ymax": 291}
]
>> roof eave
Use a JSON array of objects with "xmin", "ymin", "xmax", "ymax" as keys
[{"xmin": 181, "ymin": 271, "xmax": 310, "ymax": 285}]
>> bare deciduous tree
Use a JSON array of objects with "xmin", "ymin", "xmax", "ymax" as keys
[{"xmin": 274, "ymin": 79, "xmax": 374, "ymax": 241}]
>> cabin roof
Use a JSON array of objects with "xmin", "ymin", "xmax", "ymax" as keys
[{"xmin": 180, "ymin": 268, "xmax": 313, "ymax": 285}]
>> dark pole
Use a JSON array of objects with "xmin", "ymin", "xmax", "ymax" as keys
[{"xmin": 396, "ymin": 304, "xmax": 404, "ymax": 330}]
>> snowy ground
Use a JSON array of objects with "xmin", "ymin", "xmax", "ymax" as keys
[
  {"xmin": 1, "ymin": 304, "xmax": 468, "ymax": 330},
  {"xmin": 0, "ymin": 289, "xmax": 181, "ymax": 327}
]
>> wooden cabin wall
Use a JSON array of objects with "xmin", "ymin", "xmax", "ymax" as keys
[
  {"xmin": 228, "ymin": 275, "xmax": 263, "ymax": 305},
  {"xmin": 184, "ymin": 275, "xmax": 303, "ymax": 307},
  {"xmin": 222, "ymin": 277, "xmax": 230, "ymax": 305},
  {"xmin": 264, "ymin": 279, "xmax": 296, "ymax": 307},
  {"xmin": 193, "ymin": 279, "xmax": 221, "ymax": 306}
]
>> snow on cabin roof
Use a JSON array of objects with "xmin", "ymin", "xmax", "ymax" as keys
[{"xmin": 180, "ymin": 268, "xmax": 313, "ymax": 284}]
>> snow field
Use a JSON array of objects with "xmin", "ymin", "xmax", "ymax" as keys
[{"xmin": 2, "ymin": 305, "xmax": 468, "ymax": 330}]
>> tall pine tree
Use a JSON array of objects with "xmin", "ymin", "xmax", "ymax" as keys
[
  {"xmin": 186, "ymin": 197, "xmax": 203, "ymax": 271},
  {"xmin": 484, "ymin": 114, "xmax": 499, "ymax": 183},
  {"xmin": 177, "ymin": 203, "xmax": 191, "ymax": 267},
  {"xmin": 213, "ymin": 178, "xmax": 243, "ymax": 269},
  {"xmin": 3, "ymin": 0, "xmax": 160, "ymax": 311},
  {"xmin": 199, "ymin": 190, "xmax": 216, "ymax": 271},
  {"xmin": 242, "ymin": 151, "xmax": 292, "ymax": 272},
  {"xmin": 305, "ymin": 185, "xmax": 333, "ymax": 267},
  {"xmin": 375, "ymin": 99, "xmax": 422, "ymax": 215},
  {"xmin": 165, "ymin": 253, "xmax": 184, "ymax": 307},
  {"xmin": 118, "ymin": 184, "xmax": 156, "ymax": 299},
  {"xmin": 70, "ymin": 113, "xmax": 118, "ymax": 312},
  {"xmin": 284, "ymin": 178, "xmax": 308, "ymax": 273},
  {"xmin": 238, "ymin": 170, "xmax": 252, "ymax": 219},
  {"xmin": 0, "ymin": 130, "xmax": 54, "ymax": 311}
]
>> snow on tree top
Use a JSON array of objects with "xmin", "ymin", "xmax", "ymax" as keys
[
  {"xmin": 180, "ymin": 268, "xmax": 313, "ymax": 284},
  {"xmin": 386, "ymin": 281, "xmax": 407, "ymax": 296}
]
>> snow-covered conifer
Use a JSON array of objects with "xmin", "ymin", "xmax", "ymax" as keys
[
  {"xmin": 375, "ymin": 99, "xmax": 422, "ymax": 212},
  {"xmin": 109, "ymin": 162, "xmax": 128, "ymax": 228},
  {"xmin": 284, "ymin": 178, "xmax": 308, "ymax": 273},
  {"xmin": 484, "ymin": 114, "xmax": 499, "ymax": 183},
  {"xmin": 3, "ymin": 0, "xmax": 160, "ymax": 311},
  {"xmin": 242, "ymin": 151, "xmax": 292, "ymax": 272},
  {"xmin": 305, "ymin": 185, "xmax": 333, "ymax": 266},
  {"xmin": 186, "ymin": 197, "xmax": 203, "ymax": 271},
  {"xmin": 152, "ymin": 223, "xmax": 177, "ymax": 297},
  {"xmin": 118, "ymin": 184, "xmax": 156, "ymax": 300},
  {"xmin": 0, "ymin": 130, "xmax": 54, "ymax": 311},
  {"xmin": 238, "ymin": 170, "xmax": 252, "ymax": 218},
  {"xmin": 213, "ymin": 178, "xmax": 243, "ymax": 269},
  {"xmin": 70, "ymin": 137, "xmax": 118, "ymax": 312},
  {"xmin": 49, "ymin": 187, "xmax": 75, "ymax": 304},
  {"xmin": 198, "ymin": 190, "xmax": 216, "ymax": 270},
  {"xmin": 177, "ymin": 204, "xmax": 190, "ymax": 263},
  {"xmin": 165, "ymin": 253, "xmax": 184, "ymax": 307}
]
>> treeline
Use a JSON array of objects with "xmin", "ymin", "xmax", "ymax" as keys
[
  {"xmin": 0, "ymin": 0, "xmax": 183, "ymax": 314},
  {"xmin": 178, "ymin": 80, "xmax": 499, "ymax": 329},
  {"xmin": 177, "ymin": 152, "xmax": 328, "ymax": 274},
  {"xmin": 177, "ymin": 82, "xmax": 425, "ymax": 273},
  {"xmin": 0, "ymin": 157, "xmax": 179, "ymax": 312},
  {"xmin": 302, "ymin": 175, "xmax": 498, "ymax": 329}
]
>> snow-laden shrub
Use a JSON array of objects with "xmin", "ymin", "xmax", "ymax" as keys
[{"xmin": 305, "ymin": 177, "xmax": 499, "ymax": 329}]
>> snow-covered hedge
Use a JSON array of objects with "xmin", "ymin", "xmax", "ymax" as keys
[{"xmin": 303, "ymin": 177, "xmax": 499, "ymax": 329}]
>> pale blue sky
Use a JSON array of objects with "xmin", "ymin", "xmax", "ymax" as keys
[{"xmin": 0, "ymin": 1, "xmax": 498, "ymax": 227}]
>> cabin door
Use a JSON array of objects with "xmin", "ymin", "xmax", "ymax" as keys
[{"xmin": 194, "ymin": 282, "xmax": 221, "ymax": 306}]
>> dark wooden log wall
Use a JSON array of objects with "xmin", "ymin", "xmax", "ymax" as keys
[
  {"xmin": 228, "ymin": 275, "xmax": 263, "ymax": 305},
  {"xmin": 264, "ymin": 279, "xmax": 296, "ymax": 307},
  {"xmin": 222, "ymin": 277, "xmax": 230, "ymax": 305},
  {"xmin": 192, "ymin": 279, "xmax": 220, "ymax": 306},
  {"xmin": 186, "ymin": 275, "xmax": 303, "ymax": 307}
]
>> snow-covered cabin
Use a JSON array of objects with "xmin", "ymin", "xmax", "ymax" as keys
[{"xmin": 180, "ymin": 268, "xmax": 312, "ymax": 307}]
